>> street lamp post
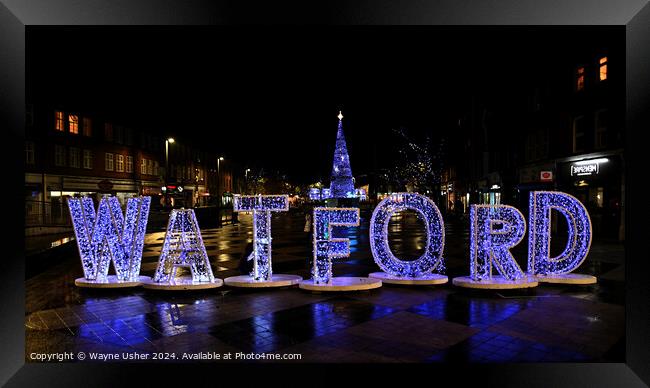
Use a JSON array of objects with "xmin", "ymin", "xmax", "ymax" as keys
[
  {"xmin": 165, "ymin": 138, "xmax": 175, "ymax": 209},
  {"xmin": 245, "ymin": 168, "xmax": 251, "ymax": 194},
  {"xmin": 217, "ymin": 156, "xmax": 224, "ymax": 227}
]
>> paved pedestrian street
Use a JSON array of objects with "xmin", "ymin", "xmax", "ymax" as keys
[{"xmin": 25, "ymin": 209, "xmax": 625, "ymax": 363}]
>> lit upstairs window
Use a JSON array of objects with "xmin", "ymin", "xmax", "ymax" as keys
[
  {"xmin": 69, "ymin": 114, "xmax": 79, "ymax": 134},
  {"xmin": 55, "ymin": 111, "xmax": 64, "ymax": 131},
  {"xmin": 576, "ymin": 67, "xmax": 585, "ymax": 91},
  {"xmin": 599, "ymin": 57, "xmax": 608, "ymax": 81}
]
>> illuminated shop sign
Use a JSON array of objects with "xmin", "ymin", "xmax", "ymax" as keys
[
  {"xmin": 540, "ymin": 171, "xmax": 553, "ymax": 182},
  {"xmin": 570, "ymin": 158, "xmax": 608, "ymax": 177}
]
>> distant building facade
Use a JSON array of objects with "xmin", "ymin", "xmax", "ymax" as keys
[
  {"xmin": 25, "ymin": 104, "xmax": 242, "ymax": 233},
  {"xmin": 444, "ymin": 46, "xmax": 623, "ymax": 241}
]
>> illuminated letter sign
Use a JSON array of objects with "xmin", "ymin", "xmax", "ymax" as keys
[
  {"xmin": 232, "ymin": 195, "xmax": 289, "ymax": 281},
  {"xmin": 570, "ymin": 163, "xmax": 599, "ymax": 176},
  {"xmin": 68, "ymin": 196, "xmax": 150, "ymax": 285},
  {"xmin": 528, "ymin": 191, "xmax": 595, "ymax": 283},
  {"xmin": 152, "ymin": 209, "xmax": 217, "ymax": 285},
  {"xmin": 454, "ymin": 204, "xmax": 538, "ymax": 289},
  {"xmin": 369, "ymin": 193, "xmax": 445, "ymax": 278},
  {"xmin": 570, "ymin": 158, "xmax": 608, "ymax": 177},
  {"xmin": 309, "ymin": 188, "xmax": 321, "ymax": 201},
  {"xmin": 312, "ymin": 207, "xmax": 360, "ymax": 284},
  {"xmin": 470, "ymin": 205, "xmax": 527, "ymax": 281}
]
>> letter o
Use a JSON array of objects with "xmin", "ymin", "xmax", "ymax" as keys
[{"xmin": 370, "ymin": 193, "xmax": 445, "ymax": 278}]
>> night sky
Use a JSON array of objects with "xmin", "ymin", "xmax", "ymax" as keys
[{"xmin": 26, "ymin": 26, "xmax": 621, "ymax": 184}]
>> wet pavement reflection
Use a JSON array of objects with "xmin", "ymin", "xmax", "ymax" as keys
[{"xmin": 26, "ymin": 208, "xmax": 625, "ymax": 362}]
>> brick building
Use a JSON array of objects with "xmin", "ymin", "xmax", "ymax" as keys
[{"xmin": 25, "ymin": 105, "xmax": 240, "ymax": 233}]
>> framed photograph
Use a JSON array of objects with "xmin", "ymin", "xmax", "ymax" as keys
[{"xmin": 1, "ymin": 0, "xmax": 648, "ymax": 386}]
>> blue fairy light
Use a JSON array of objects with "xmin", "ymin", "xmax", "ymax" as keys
[
  {"xmin": 233, "ymin": 195, "xmax": 289, "ymax": 281},
  {"xmin": 312, "ymin": 207, "xmax": 360, "ymax": 284},
  {"xmin": 470, "ymin": 204, "xmax": 527, "ymax": 281},
  {"xmin": 153, "ymin": 208, "xmax": 215, "ymax": 283},
  {"xmin": 369, "ymin": 193, "xmax": 446, "ymax": 278},
  {"xmin": 527, "ymin": 191, "xmax": 592, "ymax": 276},
  {"xmin": 67, "ymin": 196, "xmax": 150, "ymax": 282}
]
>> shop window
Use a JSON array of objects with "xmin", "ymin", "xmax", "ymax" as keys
[
  {"xmin": 68, "ymin": 114, "xmax": 79, "ymax": 134},
  {"xmin": 599, "ymin": 57, "xmax": 608, "ymax": 81},
  {"xmin": 105, "ymin": 153, "xmax": 114, "ymax": 171},
  {"xmin": 83, "ymin": 150, "xmax": 93, "ymax": 169},
  {"xmin": 573, "ymin": 116, "xmax": 585, "ymax": 153},
  {"xmin": 590, "ymin": 187, "xmax": 604, "ymax": 208},
  {"xmin": 576, "ymin": 66, "xmax": 585, "ymax": 91},
  {"xmin": 55, "ymin": 111, "xmax": 64, "ymax": 131},
  {"xmin": 595, "ymin": 109, "xmax": 608, "ymax": 149},
  {"xmin": 54, "ymin": 145, "xmax": 65, "ymax": 166},
  {"xmin": 25, "ymin": 141, "xmax": 35, "ymax": 165},
  {"xmin": 83, "ymin": 117, "xmax": 92, "ymax": 137}
]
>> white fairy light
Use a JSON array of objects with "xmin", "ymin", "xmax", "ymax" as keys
[
  {"xmin": 470, "ymin": 204, "xmax": 527, "ymax": 281},
  {"xmin": 312, "ymin": 207, "xmax": 360, "ymax": 284},
  {"xmin": 527, "ymin": 191, "xmax": 592, "ymax": 276},
  {"xmin": 67, "ymin": 196, "xmax": 151, "ymax": 282},
  {"xmin": 309, "ymin": 188, "xmax": 321, "ymax": 201},
  {"xmin": 369, "ymin": 193, "xmax": 445, "ymax": 277},
  {"xmin": 152, "ymin": 208, "xmax": 215, "ymax": 283},
  {"xmin": 233, "ymin": 195, "xmax": 289, "ymax": 281}
]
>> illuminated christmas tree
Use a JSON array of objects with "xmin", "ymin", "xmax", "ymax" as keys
[{"xmin": 329, "ymin": 111, "xmax": 355, "ymax": 198}]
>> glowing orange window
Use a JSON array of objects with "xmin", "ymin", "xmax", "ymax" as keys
[
  {"xmin": 69, "ymin": 114, "xmax": 79, "ymax": 134},
  {"xmin": 576, "ymin": 67, "xmax": 585, "ymax": 91},
  {"xmin": 599, "ymin": 57, "xmax": 608, "ymax": 81},
  {"xmin": 55, "ymin": 111, "xmax": 64, "ymax": 131}
]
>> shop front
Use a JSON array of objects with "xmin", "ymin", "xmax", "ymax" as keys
[
  {"xmin": 25, "ymin": 174, "xmax": 144, "ymax": 227},
  {"xmin": 515, "ymin": 163, "xmax": 556, "ymax": 214},
  {"xmin": 556, "ymin": 152, "xmax": 624, "ymax": 241},
  {"xmin": 477, "ymin": 173, "xmax": 503, "ymax": 206}
]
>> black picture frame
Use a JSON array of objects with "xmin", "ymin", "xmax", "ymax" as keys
[{"xmin": 1, "ymin": 1, "xmax": 648, "ymax": 386}]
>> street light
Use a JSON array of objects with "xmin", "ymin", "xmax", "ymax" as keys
[
  {"xmin": 217, "ymin": 156, "xmax": 224, "ymax": 226},
  {"xmin": 245, "ymin": 168, "xmax": 251, "ymax": 194},
  {"xmin": 165, "ymin": 138, "xmax": 175, "ymax": 209}
]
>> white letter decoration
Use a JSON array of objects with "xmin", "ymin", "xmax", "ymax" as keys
[
  {"xmin": 225, "ymin": 195, "xmax": 302, "ymax": 288},
  {"xmin": 142, "ymin": 208, "xmax": 223, "ymax": 290},
  {"xmin": 299, "ymin": 207, "xmax": 382, "ymax": 291},
  {"xmin": 528, "ymin": 191, "xmax": 596, "ymax": 284},
  {"xmin": 368, "ymin": 193, "xmax": 448, "ymax": 285},
  {"xmin": 453, "ymin": 205, "xmax": 538, "ymax": 289},
  {"xmin": 68, "ymin": 196, "xmax": 151, "ymax": 288}
]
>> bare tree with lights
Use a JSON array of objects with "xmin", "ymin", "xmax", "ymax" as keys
[{"xmin": 388, "ymin": 127, "xmax": 442, "ymax": 195}]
